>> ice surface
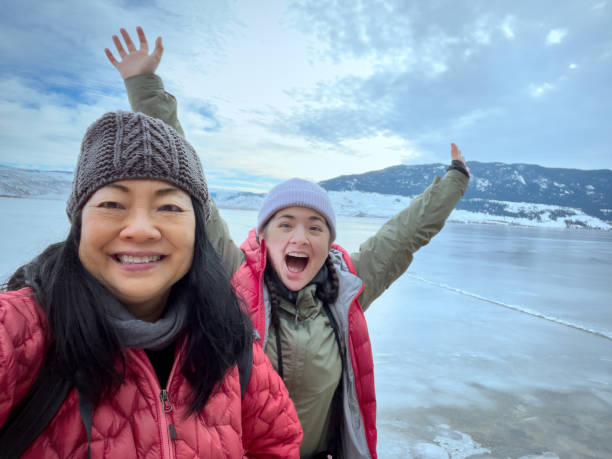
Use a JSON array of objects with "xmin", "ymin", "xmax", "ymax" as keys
[{"xmin": 1, "ymin": 199, "xmax": 611, "ymax": 457}]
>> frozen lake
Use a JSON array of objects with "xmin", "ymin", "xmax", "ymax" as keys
[{"xmin": 1, "ymin": 196, "xmax": 611, "ymax": 458}]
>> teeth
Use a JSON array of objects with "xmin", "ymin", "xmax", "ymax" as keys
[
  {"xmin": 287, "ymin": 252, "xmax": 308, "ymax": 258},
  {"xmin": 117, "ymin": 255, "xmax": 162, "ymax": 264}
]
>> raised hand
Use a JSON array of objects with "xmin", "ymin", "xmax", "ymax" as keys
[
  {"xmin": 105, "ymin": 26, "xmax": 163, "ymax": 80},
  {"xmin": 451, "ymin": 142, "xmax": 469, "ymax": 172}
]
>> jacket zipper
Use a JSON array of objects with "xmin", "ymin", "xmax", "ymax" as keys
[
  {"xmin": 131, "ymin": 350, "xmax": 178, "ymax": 459},
  {"xmin": 160, "ymin": 389, "xmax": 178, "ymax": 440},
  {"xmin": 161, "ymin": 352, "xmax": 180, "ymax": 459}
]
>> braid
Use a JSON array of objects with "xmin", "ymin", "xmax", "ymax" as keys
[
  {"xmin": 265, "ymin": 274, "xmax": 284, "ymax": 379},
  {"xmin": 317, "ymin": 255, "xmax": 340, "ymax": 305}
]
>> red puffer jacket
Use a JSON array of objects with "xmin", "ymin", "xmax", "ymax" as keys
[{"xmin": 0, "ymin": 288, "xmax": 302, "ymax": 458}]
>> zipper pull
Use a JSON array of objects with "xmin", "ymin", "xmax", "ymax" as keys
[
  {"xmin": 168, "ymin": 423, "xmax": 178, "ymax": 441},
  {"xmin": 160, "ymin": 389, "xmax": 173, "ymax": 413},
  {"xmin": 160, "ymin": 389, "xmax": 178, "ymax": 441},
  {"xmin": 294, "ymin": 308, "xmax": 299, "ymax": 329}
]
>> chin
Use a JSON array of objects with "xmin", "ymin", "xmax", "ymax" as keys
[{"xmin": 281, "ymin": 276, "xmax": 308, "ymax": 292}]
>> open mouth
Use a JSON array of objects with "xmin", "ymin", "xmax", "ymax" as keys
[
  {"xmin": 285, "ymin": 252, "xmax": 309, "ymax": 273},
  {"xmin": 114, "ymin": 254, "xmax": 165, "ymax": 264}
]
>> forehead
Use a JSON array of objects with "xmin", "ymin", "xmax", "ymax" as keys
[{"xmin": 272, "ymin": 206, "xmax": 326, "ymax": 221}]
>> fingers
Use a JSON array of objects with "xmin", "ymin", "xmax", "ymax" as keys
[
  {"xmin": 152, "ymin": 36, "xmax": 164, "ymax": 62},
  {"xmin": 120, "ymin": 28, "xmax": 137, "ymax": 53},
  {"xmin": 451, "ymin": 142, "xmax": 467, "ymax": 165},
  {"xmin": 136, "ymin": 26, "xmax": 149, "ymax": 52},
  {"xmin": 451, "ymin": 142, "xmax": 459, "ymax": 159},
  {"xmin": 112, "ymin": 34, "xmax": 127, "ymax": 58},
  {"xmin": 104, "ymin": 48, "xmax": 120, "ymax": 68}
]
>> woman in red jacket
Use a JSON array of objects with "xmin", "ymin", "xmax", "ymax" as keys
[{"xmin": 0, "ymin": 111, "xmax": 301, "ymax": 458}]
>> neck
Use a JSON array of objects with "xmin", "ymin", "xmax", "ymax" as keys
[
  {"xmin": 266, "ymin": 264, "xmax": 328, "ymax": 304},
  {"xmin": 123, "ymin": 291, "xmax": 169, "ymax": 322}
]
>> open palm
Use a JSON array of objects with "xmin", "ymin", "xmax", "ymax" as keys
[{"xmin": 105, "ymin": 26, "xmax": 163, "ymax": 80}]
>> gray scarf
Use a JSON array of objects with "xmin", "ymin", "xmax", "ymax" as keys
[{"xmin": 104, "ymin": 296, "xmax": 188, "ymax": 351}]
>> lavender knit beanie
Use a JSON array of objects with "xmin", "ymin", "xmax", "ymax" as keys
[
  {"xmin": 257, "ymin": 178, "xmax": 336, "ymax": 242},
  {"xmin": 66, "ymin": 111, "xmax": 210, "ymax": 222}
]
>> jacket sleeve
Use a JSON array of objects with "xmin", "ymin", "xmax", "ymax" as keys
[
  {"xmin": 124, "ymin": 73, "xmax": 185, "ymax": 136},
  {"xmin": 0, "ymin": 289, "xmax": 47, "ymax": 426},
  {"xmin": 124, "ymin": 73, "xmax": 245, "ymax": 276},
  {"xmin": 241, "ymin": 344, "xmax": 302, "ymax": 458},
  {"xmin": 206, "ymin": 200, "xmax": 247, "ymax": 276},
  {"xmin": 352, "ymin": 169, "xmax": 469, "ymax": 311}
]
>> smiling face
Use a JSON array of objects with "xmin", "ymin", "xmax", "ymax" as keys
[
  {"xmin": 78, "ymin": 179, "xmax": 196, "ymax": 321},
  {"xmin": 262, "ymin": 206, "xmax": 331, "ymax": 292}
]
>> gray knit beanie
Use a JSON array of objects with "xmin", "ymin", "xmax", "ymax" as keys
[
  {"xmin": 67, "ymin": 111, "xmax": 210, "ymax": 222},
  {"xmin": 257, "ymin": 178, "xmax": 336, "ymax": 242}
]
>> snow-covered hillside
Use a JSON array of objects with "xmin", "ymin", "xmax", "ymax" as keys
[
  {"xmin": 1, "ymin": 165, "xmax": 610, "ymax": 230},
  {"xmin": 214, "ymin": 189, "xmax": 611, "ymax": 230},
  {"xmin": 0, "ymin": 165, "xmax": 72, "ymax": 199}
]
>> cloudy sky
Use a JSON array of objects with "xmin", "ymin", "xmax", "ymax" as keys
[{"xmin": 1, "ymin": 0, "xmax": 610, "ymax": 191}]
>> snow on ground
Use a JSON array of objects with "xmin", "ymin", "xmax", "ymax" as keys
[{"xmin": 213, "ymin": 189, "xmax": 611, "ymax": 230}]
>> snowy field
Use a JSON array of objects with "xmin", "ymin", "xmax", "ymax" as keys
[{"xmin": 1, "ymin": 197, "xmax": 611, "ymax": 458}]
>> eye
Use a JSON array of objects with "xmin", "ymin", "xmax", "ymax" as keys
[
  {"xmin": 310, "ymin": 226, "xmax": 323, "ymax": 232},
  {"xmin": 98, "ymin": 201, "xmax": 124, "ymax": 209},
  {"xmin": 279, "ymin": 222, "xmax": 292, "ymax": 229},
  {"xmin": 158, "ymin": 204, "xmax": 184, "ymax": 212}
]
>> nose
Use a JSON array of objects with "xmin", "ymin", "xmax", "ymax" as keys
[
  {"xmin": 119, "ymin": 210, "xmax": 161, "ymax": 242},
  {"xmin": 290, "ymin": 224, "xmax": 308, "ymax": 245}
]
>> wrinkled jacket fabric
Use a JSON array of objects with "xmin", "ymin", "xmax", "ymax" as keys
[
  {"xmin": 233, "ymin": 233, "xmax": 376, "ymax": 458},
  {"xmin": 0, "ymin": 288, "xmax": 302, "ymax": 458}
]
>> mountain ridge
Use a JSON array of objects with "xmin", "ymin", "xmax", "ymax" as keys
[
  {"xmin": 320, "ymin": 161, "xmax": 612, "ymax": 224},
  {"xmin": 2, "ymin": 163, "xmax": 610, "ymax": 230}
]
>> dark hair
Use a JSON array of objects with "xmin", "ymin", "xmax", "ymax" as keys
[{"xmin": 6, "ymin": 199, "xmax": 251, "ymax": 414}]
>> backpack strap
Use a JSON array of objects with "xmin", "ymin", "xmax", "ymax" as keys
[
  {"xmin": 237, "ymin": 331, "xmax": 256, "ymax": 398},
  {"xmin": 0, "ymin": 364, "xmax": 72, "ymax": 459},
  {"xmin": 78, "ymin": 389, "xmax": 93, "ymax": 459}
]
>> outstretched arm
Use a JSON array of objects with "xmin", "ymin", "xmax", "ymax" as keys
[
  {"xmin": 352, "ymin": 143, "xmax": 469, "ymax": 310},
  {"xmin": 105, "ymin": 27, "xmax": 244, "ymax": 275},
  {"xmin": 105, "ymin": 26, "xmax": 184, "ymax": 136}
]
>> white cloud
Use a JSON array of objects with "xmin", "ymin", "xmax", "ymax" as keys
[
  {"xmin": 500, "ymin": 15, "xmax": 516, "ymax": 39},
  {"xmin": 463, "ymin": 48, "xmax": 475, "ymax": 58},
  {"xmin": 452, "ymin": 108, "xmax": 502, "ymax": 131},
  {"xmin": 591, "ymin": 2, "xmax": 607, "ymax": 10},
  {"xmin": 529, "ymin": 82, "xmax": 555, "ymax": 98},
  {"xmin": 546, "ymin": 28, "xmax": 568, "ymax": 45},
  {"xmin": 0, "ymin": 77, "xmax": 128, "ymax": 169},
  {"xmin": 569, "ymin": 63, "xmax": 579, "ymax": 69},
  {"xmin": 473, "ymin": 28, "xmax": 491, "ymax": 45}
]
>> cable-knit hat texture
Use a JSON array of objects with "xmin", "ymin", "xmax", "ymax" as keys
[
  {"xmin": 66, "ymin": 111, "xmax": 209, "ymax": 222},
  {"xmin": 257, "ymin": 178, "xmax": 336, "ymax": 242}
]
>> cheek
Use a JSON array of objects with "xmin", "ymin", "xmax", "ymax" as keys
[
  {"xmin": 264, "ymin": 243, "xmax": 284, "ymax": 272},
  {"xmin": 176, "ymin": 222, "xmax": 196, "ymax": 266},
  {"xmin": 315, "ymin": 236, "xmax": 331, "ymax": 254},
  {"xmin": 78, "ymin": 218, "xmax": 102, "ymax": 265}
]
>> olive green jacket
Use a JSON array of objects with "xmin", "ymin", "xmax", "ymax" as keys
[{"xmin": 124, "ymin": 73, "xmax": 469, "ymax": 457}]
